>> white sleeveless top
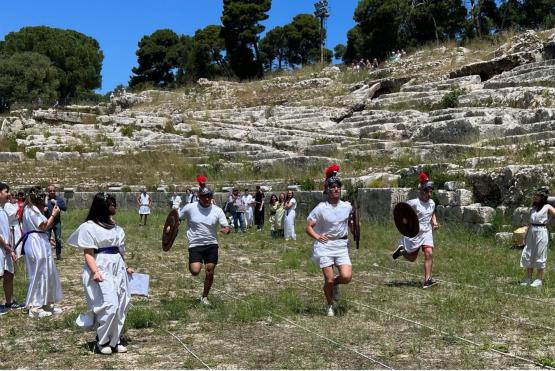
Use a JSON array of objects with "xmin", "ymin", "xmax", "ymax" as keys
[
  {"xmin": 530, "ymin": 204, "xmax": 550, "ymax": 225},
  {"xmin": 139, "ymin": 193, "xmax": 150, "ymax": 206}
]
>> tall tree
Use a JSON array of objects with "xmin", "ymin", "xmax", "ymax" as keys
[
  {"xmin": 0, "ymin": 52, "xmax": 59, "ymax": 111},
  {"xmin": 333, "ymin": 44, "xmax": 346, "ymax": 61},
  {"xmin": 220, "ymin": 0, "xmax": 271, "ymax": 79},
  {"xmin": 259, "ymin": 26, "xmax": 288, "ymax": 70},
  {"xmin": 191, "ymin": 25, "xmax": 228, "ymax": 79},
  {"xmin": 129, "ymin": 29, "xmax": 182, "ymax": 88},
  {"xmin": 521, "ymin": 0, "xmax": 555, "ymax": 28},
  {"xmin": 2, "ymin": 26, "xmax": 103, "ymax": 102},
  {"xmin": 284, "ymin": 14, "xmax": 323, "ymax": 67}
]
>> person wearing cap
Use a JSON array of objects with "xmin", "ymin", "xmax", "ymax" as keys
[
  {"xmin": 520, "ymin": 187, "xmax": 555, "ymax": 287},
  {"xmin": 392, "ymin": 172, "xmax": 439, "ymax": 289},
  {"xmin": 179, "ymin": 187, "xmax": 230, "ymax": 305},
  {"xmin": 306, "ymin": 164, "xmax": 354, "ymax": 317}
]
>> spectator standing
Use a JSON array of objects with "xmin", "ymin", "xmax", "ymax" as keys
[
  {"xmin": 228, "ymin": 188, "xmax": 246, "ymax": 233},
  {"xmin": 242, "ymin": 189, "xmax": 254, "ymax": 228},
  {"xmin": 170, "ymin": 192, "xmax": 182, "ymax": 210},
  {"xmin": 137, "ymin": 188, "xmax": 152, "ymax": 226},
  {"xmin": 254, "ymin": 185, "xmax": 265, "ymax": 231},
  {"xmin": 45, "ymin": 184, "xmax": 67, "ymax": 260},
  {"xmin": 284, "ymin": 190, "xmax": 297, "ymax": 241}
]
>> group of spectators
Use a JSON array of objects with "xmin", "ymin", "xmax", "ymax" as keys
[
  {"xmin": 348, "ymin": 58, "xmax": 379, "ymax": 71},
  {"xmin": 387, "ymin": 49, "xmax": 407, "ymax": 62}
]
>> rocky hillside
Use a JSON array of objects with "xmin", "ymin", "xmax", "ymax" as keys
[{"xmin": 1, "ymin": 29, "xmax": 555, "ymax": 207}]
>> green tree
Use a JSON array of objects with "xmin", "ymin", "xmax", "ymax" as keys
[
  {"xmin": 497, "ymin": 0, "xmax": 523, "ymax": 29},
  {"xmin": 284, "ymin": 14, "xmax": 323, "ymax": 67},
  {"xmin": 220, "ymin": 0, "xmax": 271, "ymax": 79},
  {"xmin": 260, "ymin": 26, "xmax": 288, "ymax": 70},
  {"xmin": 2, "ymin": 26, "xmax": 103, "ymax": 102},
  {"xmin": 0, "ymin": 52, "xmax": 59, "ymax": 111},
  {"xmin": 521, "ymin": 0, "xmax": 555, "ymax": 28},
  {"xmin": 129, "ymin": 29, "xmax": 182, "ymax": 88},
  {"xmin": 190, "ymin": 25, "xmax": 228, "ymax": 79},
  {"xmin": 333, "ymin": 43, "xmax": 346, "ymax": 61}
]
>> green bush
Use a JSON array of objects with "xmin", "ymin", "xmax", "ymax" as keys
[
  {"xmin": 440, "ymin": 88, "xmax": 466, "ymax": 109},
  {"xmin": 120, "ymin": 125, "xmax": 136, "ymax": 138}
]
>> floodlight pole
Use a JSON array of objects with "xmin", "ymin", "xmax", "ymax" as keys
[{"xmin": 314, "ymin": 0, "xmax": 330, "ymax": 66}]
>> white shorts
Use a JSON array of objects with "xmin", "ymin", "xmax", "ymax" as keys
[
  {"xmin": 0, "ymin": 248, "xmax": 15, "ymax": 276},
  {"xmin": 312, "ymin": 250, "xmax": 352, "ymax": 268}
]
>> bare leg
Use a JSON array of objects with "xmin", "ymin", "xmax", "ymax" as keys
[
  {"xmin": 189, "ymin": 262, "xmax": 202, "ymax": 276},
  {"xmin": 143, "ymin": 214, "xmax": 148, "ymax": 226},
  {"xmin": 334, "ymin": 264, "xmax": 352, "ymax": 285},
  {"xmin": 537, "ymin": 268, "xmax": 544, "ymax": 280},
  {"xmin": 3, "ymin": 272, "xmax": 13, "ymax": 304},
  {"xmin": 203, "ymin": 263, "xmax": 216, "ymax": 297},
  {"xmin": 322, "ymin": 266, "xmax": 335, "ymax": 305},
  {"xmin": 402, "ymin": 249, "xmax": 419, "ymax": 262},
  {"xmin": 423, "ymin": 247, "xmax": 433, "ymax": 281},
  {"xmin": 526, "ymin": 268, "xmax": 533, "ymax": 279}
]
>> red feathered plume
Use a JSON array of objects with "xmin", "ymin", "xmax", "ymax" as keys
[
  {"xmin": 325, "ymin": 164, "xmax": 340, "ymax": 179},
  {"xmin": 418, "ymin": 171, "xmax": 429, "ymax": 184},
  {"xmin": 196, "ymin": 175, "xmax": 207, "ymax": 184}
]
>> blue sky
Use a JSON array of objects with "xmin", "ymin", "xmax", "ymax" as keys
[{"xmin": 0, "ymin": 0, "xmax": 359, "ymax": 93}]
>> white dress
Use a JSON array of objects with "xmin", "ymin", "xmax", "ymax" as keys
[
  {"xmin": 138, "ymin": 193, "xmax": 151, "ymax": 215},
  {"xmin": 521, "ymin": 204, "xmax": 550, "ymax": 269},
  {"xmin": 21, "ymin": 205, "xmax": 64, "ymax": 308},
  {"xmin": 68, "ymin": 221, "xmax": 130, "ymax": 347},
  {"xmin": 243, "ymin": 195, "xmax": 254, "ymax": 226},
  {"xmin": 0, "ymin": 207, "xmax": 14, "ymax": 275},
  {"xmin": 284, "ymin": 198, "xmax": 297, "ymax": 240},
  {"xmin": 399, "ymin": 198, "xmax": 435, "ymax": 253},
  {"xmin": 3, "ymin": 202, "xmax": 21, "ymax": 250}
]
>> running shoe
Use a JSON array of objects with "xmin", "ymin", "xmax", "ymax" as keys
[
  {"xmin": 392, "ymin": 245, "xmax": 405, "ymax": 260},
  {"xmin": 325, "ymin": 304, "xmax": 335, "ymax": 317},
  {"xmin": 422, "ymin": 278, "xmax": 438, "ymax": 289}
]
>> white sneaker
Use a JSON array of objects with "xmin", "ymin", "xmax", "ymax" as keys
[
  {"xmin": 332, "ymin": 284, "xmax": 341, "ymax": 302},
  {"xmin": 530, "ymin": 279, "xmax": 543, "ymax": 287},
  {"xmin": 29, "ymin": 308, "xmax": 52, "ymax": 318},
  {"xmin": 98, "ymin": 344, "xmax": 112, "ymax": 355},
  {"xmin": 200, "ymin": 296, "xmax": 211, "ymax": 306},
  {"xmin": 114, "ymin": 344, "xmax": 127, "ymax": 353},
  {"xmin": 325, "ymin": 304, "xmax": 335, "ymax": 317},
  {"xmin": 520, "ymin": 277, "xmax": 533, "ymax": 286}
]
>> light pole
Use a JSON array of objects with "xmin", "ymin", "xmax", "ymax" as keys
[{"xmin": 314, "ymin": 0, "xmax": 330, "ymax": 66}]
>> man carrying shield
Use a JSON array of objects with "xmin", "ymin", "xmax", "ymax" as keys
[
  {"xmin": 179, "ymin": 187, "xmax": 230, "ymax": 305},
  {"xmin": 306, "ymin": 164, "xmax": 354, "ymax": 317},
  {"xmin": 392, "ymin": 172, "xmax": 439, "ymax": 288}
]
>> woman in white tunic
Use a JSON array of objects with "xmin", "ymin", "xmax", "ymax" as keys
[
  {"xmin": 136, "ymin": 189, "xmax": 151, "ymax": 226},
  {"xmin": 68, "ymin": 193, "xmax": 134, "ymax": 355},
  {"xmin": 306, "ymin": 165, "xmax": 353, "ymax": 317},
  {"xmin": 520, "ymin": 187, "xmax": 555, "ymax": 287},
  {"xmin": 284, "ymin": 191, "xmax": 297, "ymax": 241},
  {"xmin": 392, "ymin": 172, "xmax": 439, "ymax": 288},
  {"xmin": 21, "ymin": 186, "xmax": 64, "ymax": 318}
]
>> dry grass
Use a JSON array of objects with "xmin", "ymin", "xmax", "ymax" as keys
[{"xmin": 1, "ymin": 209, "xmax": 554, "ymax": 369}]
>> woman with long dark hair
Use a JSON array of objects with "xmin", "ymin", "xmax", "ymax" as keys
[
  {"xmin": 284, "ymin": 191, "xmax": 297, "ymax": 241},
  {"xmin": 520, "ymin": 187, "xmax": 555, "ymax": 287},
  {"xmin": 21, "ymin": 186, "xmax": 64, "ymax": 318},
  {"xmin": 68, "ymin": 193, "xmax": 134, "ymax": 354}
]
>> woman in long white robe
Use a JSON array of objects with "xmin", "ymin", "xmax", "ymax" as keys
[
  {"xmin": 68, "ymin": 193, "xmax": 133, "ymax": 355},
  {"xmin": 21, "ymin": 187, "xmax": 64, "ymax": 318},
  {"xmin": 284, "ymin": 191, "xmax": 297, "ymax": 241}
]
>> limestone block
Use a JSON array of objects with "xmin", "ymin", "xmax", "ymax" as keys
[
  {"xmin": 437, "ymin": 190, "xmax": 456, "ymax": 206},
  {"xmin": 0, "ymin": 152, "xmax": 24, "ymax": 162},
  {"xmin": 444, "ymin": 181, "xmax": 466, "ymax": 191},
  {"xmin": 464, "ymin": 222, "xmax": 495, "ymax": 234},
  {"xmin": 495, "ymin": 232, "xmax": 513, "ymax": 243},
  {"xmin": 463, "ymin": 205, "xmax": 496, "ymax": 223},
  {"xmin": 357, "ymin": 188, "xmax": 411, "ymax": 219},
  {"xmin": 435, "ymin": 205, "xmax": 446, "ymax": 221},
  {"xmin": 496, "ymin": 206, "xmax": 509, "ymax": 218},
  {"xmin": 455, "ymin": 189, "xmax": 473, "ymax": 206},
  {"xmin": 512, "ymin": 206, "xmax": 531, "ymax": 226},
  {"xmin": 444, "ymin": 206, "xmax": 463, "ymax": 222}
]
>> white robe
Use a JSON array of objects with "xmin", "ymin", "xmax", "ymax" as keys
[
  {"xmin": 243, "ymin": 195, "xmax": 254, "ymax": 226},
  {"xmin": 68, "ymin": 221, "xmax": 130, "ymax": 347},
  {"xmin": 138, "ymin": 193, "xmax": 151, "ymax": 215},
  {"xmin": 4, "ymin": 202, "xmax": 22, "ymax": 258},
  {"xmin": 284, "ymin": 198, "xmax": 297, "ymax": 240},
  {"xmin": 521, "ymin": 204, "xmax": 550, "ymax": 269},
  {"xmin": 21, "ymin": 205, "xmax": 64, "ymax": 308}
]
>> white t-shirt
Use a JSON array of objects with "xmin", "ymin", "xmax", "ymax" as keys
[
  {"xmin": 307, "ymin": 200, "xmax": 352, "ymax": 240},
  {"xmin": 67, "ymin": 220, "xmax": 126, "ymax": 255},
  {"xmin": 0, "ymin": 207, "xmax": 10, "ymax": 246},
  {"xmin": 3, "ymin": 202, "xmax": 18, "ymax": 227},
  {"xmin": 179, "ymin": 203, "xmax": 229, "ymax": 248}
]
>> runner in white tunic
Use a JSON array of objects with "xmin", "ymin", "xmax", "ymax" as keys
[
  {"xmin": 0, "ymin": 183, "xmax": 19, "ymax": 314},
  {"xmin": 392, "ymin": 172, "xmax": 439, "ymax": 288},
  {"xmin": 68, "ymin": 193, "xmax": 134, "ymax": 355},
  {"xmin": 306, "ymin": 164, "xmax": 354, "ymax": 317},
  {"xmin": 520, "ymin": 187, "xmax": 555, "ymax": 288},
  {"xmin": 21, "ymin": 186, "xmax": 64, "ymax": 318},
  {"xmin": 137, "ymin": 189, "xmax": 152, "ymax": 226},
  {"xmin": 179, "ymin": 187, "xmax": 230, "ymax": 305},
  {"xmin": 284, "ymin": 191, "xmax": 297, "ymax": 240}
]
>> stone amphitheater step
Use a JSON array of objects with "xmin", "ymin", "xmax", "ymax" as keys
[
  {"xmin": 479, "ymin": 127, "xmax": 555, "ymax": 145},
  {"xmin": 366, "ymin": 91, "xmax": 445, "ymax": 110},
  {"xmin": 400, "ymin": 75, "xmax": 482, "ymax": 92},
  {"xmin": 484, "ymin": 59, "xmax": 555, "ymax": 89}
]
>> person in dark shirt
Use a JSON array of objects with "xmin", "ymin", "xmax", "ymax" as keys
[
  {"xmin": 44, "ymin": 184, "xmax": 67, "ymax": 260},
  {"xmin": 254, "ymin": 185, "xmax": 265, "ymax": 231}
]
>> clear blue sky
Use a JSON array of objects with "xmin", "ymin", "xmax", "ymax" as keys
[{"xmin": 0, "ymin": 0, "xmax": 358, "ymax": 94}]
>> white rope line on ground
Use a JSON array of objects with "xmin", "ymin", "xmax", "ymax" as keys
[
  {"xmin": 371, "ymin": 262, "xmax": 555, "ymax": 304},
  {"xmin": 164, "ymin": 329, "xmax": 212, "ymax": 370},
  {"xmin": 232, "ymin": 260, "xmax": 553, "ymax": 370},
  {"xmin": 157, "ymin": 260, "xmax": 394, "ymax": 370},
  {"xmin": 128, "ymin": 302, "xmax": 212, "ymax": 369}
]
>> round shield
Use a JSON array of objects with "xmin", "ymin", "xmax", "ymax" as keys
[
  {"xmin": 162, "ymin": 209, "xmax": 180, "ymax": 251},
  {"xmin": 393, "ymin": 202, "xmax": 419, "ymax": 238}
]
